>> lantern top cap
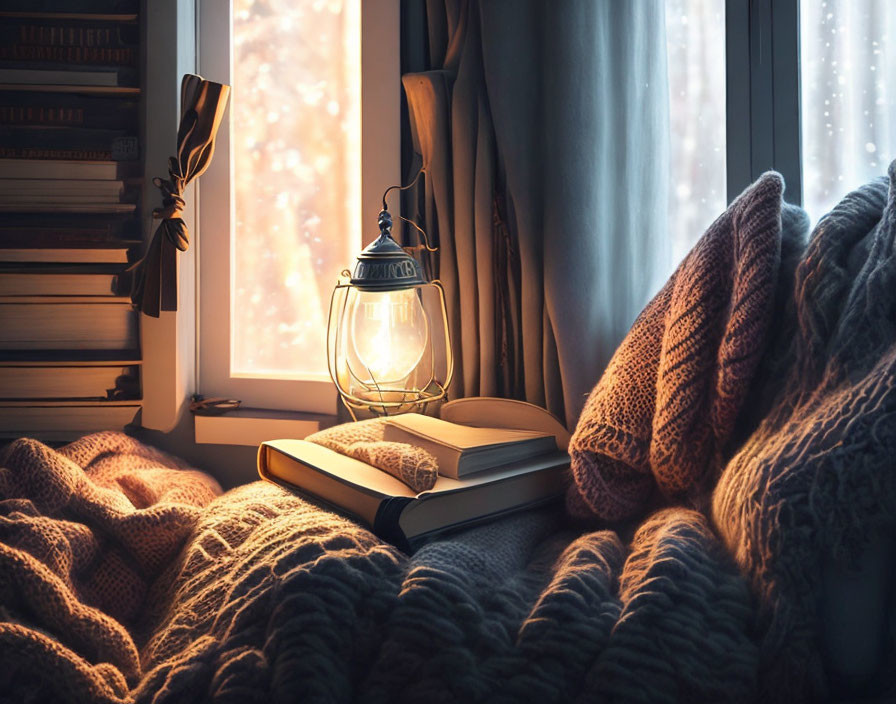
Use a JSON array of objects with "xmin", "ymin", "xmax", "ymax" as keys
[{"xmin": 349, "ymin": 209, "xmax": 428, "ymax": 291}]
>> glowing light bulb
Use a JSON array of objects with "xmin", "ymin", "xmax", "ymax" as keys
[{"xmin": 349, "ymin": 288, "xmax": 428, "ymax": 385}]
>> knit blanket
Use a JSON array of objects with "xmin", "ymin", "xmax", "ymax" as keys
[
  {"xmin": 0, "ymin": 433, "xmax": 758, "ymax": 703},
  {"xmin": 567, "ymin": 173, "xmax": 806, "ymax": 521},
  {"xmin": 712, "ymin": 161, "xmax": 896, "ymax": 702},
  {"xmin": 0, "ymin": 432, "xmax": 221, "ymax": 703}
]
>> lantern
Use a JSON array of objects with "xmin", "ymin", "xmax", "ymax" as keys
[{"xmin": 327, "ymin": 208, "xmax": 452, "ymax": 418}]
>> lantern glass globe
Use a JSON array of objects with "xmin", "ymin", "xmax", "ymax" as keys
[{"xmin": 348, "ymin": 287, "xmax": 428, "ymax": 385}]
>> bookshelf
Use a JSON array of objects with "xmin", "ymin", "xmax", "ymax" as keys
[{"xmin": 0, "ymin": 4, "xmax": 144, "ymax": 440}]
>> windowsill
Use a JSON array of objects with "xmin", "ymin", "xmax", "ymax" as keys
[{"xmin": 194, "ymin": 407, "xmax": 337, "ymax": 446}]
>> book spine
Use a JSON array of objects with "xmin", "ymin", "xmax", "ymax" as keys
[
  {"xmin": 0, "ymin": 0, "xmax": 138, "ymax": 12},
  {"xmin": 11, "ymin": 25, "xmax": 135, "ymax": 50},
  {"xmin": 0, "ymin": 45, "xmax": 136, "ymax": 66},
  {"xmin": 0, "ymin": 146, "xmax": 113, "ymax": 161},
  {"xmin": 0, "ymin": 99, "xmax": 138, "ymax": 129}
]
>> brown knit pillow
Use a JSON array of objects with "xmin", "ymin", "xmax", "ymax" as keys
[
  {"xmin": 568, "ymin": 172, "xmax": 791, "ymax": 521},
  {"xmin": 307, "ymin": 418, "xmax": 438, "ymax": 493}
]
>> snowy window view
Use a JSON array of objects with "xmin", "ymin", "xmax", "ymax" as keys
[
  {"xmin": 801, "ymin": 0, "xmax": 896, "ymax": 225},
  {"xmin": 230, "ymin": 0, "xmax": 360, "ymax": 379},
  {"xmin": 665, "ymin": 0, "xmax": 727, "ymax": 265},
  {"xmin": 226, "ymin": 0, "xmax": 893, "ymax": 381}
]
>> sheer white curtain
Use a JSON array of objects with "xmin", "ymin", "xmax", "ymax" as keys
[{"xmin": 801, "ymin": 0, "xmax": 896, "ymax": 225}]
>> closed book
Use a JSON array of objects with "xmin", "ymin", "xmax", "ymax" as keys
[
  {"xmin": 0, "ymin": 93, "xmax": 139, "ymax": 130},
  {"xmin": 0, "ymin": 363, "xmax": 137, "ymax": 400},
  {"xmin": 0, "ymin": 402, "xmax": 140, "ymax": 439},
  {"xmin": 382, "ymin": 413, "xmax": 557, "ymax": 478},
  {"xmin": 0, "ymin": 1, "xmax": 138, "ymax": 13},
  {"xmin": 0, "ymin": 247, "xmax": 133, "ymax": 264},
  {"xmin": 258, "ymin": 438, "xmax": 569, "ymax": 552},
  {"xmin": 0, "ymin": 212, "xmax": 139, "ymax": 240},
  {"xmin": 0, "ymin": 266, "xmax": 123, "ymax": 296},
  {"xmin": 0, "ymin": 126, "xmax": 138, "ymax": 161},
  {"xmin": 0, "ymin": 178, "xmax": 125, "ymax": 196},
  {"xmin": 0, "ymin": 297, "xmax": 137, "ymax": 350},
  {"xmin": 0, "ymin": 67, "xmax": 121, "ymax": 86},
  {"xmin": 0, "ymin": 203, "xmax": 136, "ymax": 214},
  {"xmin": 0, "ymin": 160, "xmax": 124, "ymax": 180},
  {"xmin": 0, "ymin": 20, "xmax": 139, "ymax": 50}
]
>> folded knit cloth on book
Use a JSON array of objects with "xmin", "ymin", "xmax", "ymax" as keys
[
  {"xmin": 0, "ymin": 432, "xmax": 759, "ymax": 703},
  {"xmin": 567, "ymin": 172, "xmax": 811, "ymax": 521},
  {"xmin": 307, "ymin": 417, "xmax": 439, "ymax": 492}
]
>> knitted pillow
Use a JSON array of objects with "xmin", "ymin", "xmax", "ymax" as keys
[
  {"xmin": 568, "ymin": 172, "xmax": 797, "ymax": 521},
  {"xmin": 307, "ymin": 418, "xmax": 439, "ymax": 493}
]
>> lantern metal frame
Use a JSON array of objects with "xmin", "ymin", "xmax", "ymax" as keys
[{"xmin": 326, "ymin": 204, "xmax": 453, "ymax": 420}]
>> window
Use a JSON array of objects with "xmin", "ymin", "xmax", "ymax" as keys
[
  {"xmin": 666, "ymin": 0, "xmax": 895, "ymax": 254},
  {"xmin": 195, "ymin": 0, "xmax": 894, "ymax": 419},
  {"xmin": 197, "ymin": 0, "xmax": 399, "ymax": 414},
  {"xmin": 665, "ymin": 0, "xmax": 727, "ymax": 263},
  {"xmin": 801, "ymin": 0, "xmax": 896, "ymax": 223}
]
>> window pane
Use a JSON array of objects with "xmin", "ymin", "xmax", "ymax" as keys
[
  {"xmin": 665, "ymin": 0, "xmax": 727, "ymax": 265},
  {"xmin": 231, "ymin": 0, "xmax": 361, "ymax": 378},
  {"xmin": 801, "ymin": 0, "xmax": 896, "ymax": 223}
]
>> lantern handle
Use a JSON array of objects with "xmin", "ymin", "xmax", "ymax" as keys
[{"xmin": 380, "ymin": 168, "xmax": 438, "ymax": 253}]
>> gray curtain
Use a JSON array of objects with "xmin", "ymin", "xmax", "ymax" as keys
[{"xmin": 402, "ymin": 0, "xmax": 669, "ymax": 429}]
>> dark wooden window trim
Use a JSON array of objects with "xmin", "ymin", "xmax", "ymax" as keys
[{"xmin": 726, "ymin": 0, "xmax": 802, "ymax": 205}]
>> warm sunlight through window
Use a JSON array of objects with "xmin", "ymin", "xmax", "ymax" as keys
[
  {"xmin": 801, "ymin": 0, "xmax": 896, "ymax": 225},
  {"xmin": 230, "ymin": 0, "xmax": 361, "ymax": 379},
  {"xmin": 665, "ymin": 0, "xmax": 727, "ymax": 265}
]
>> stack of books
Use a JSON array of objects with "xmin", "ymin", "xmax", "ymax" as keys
[
  {"xmin": 259, "ymin": 412, "xmax": 571, "ymax": 552},
  {"xmin": 0, "ymin": 2, "xmax": 143, "ymax": 440}
]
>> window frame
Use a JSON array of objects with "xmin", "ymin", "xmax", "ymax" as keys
[
  {"xmin": 194, "ymin": 0, "xmax": 400, "ymax": 415},
  {"xmin": 725, "ymin": 0, "xmax": 802, "ymax": 205}
]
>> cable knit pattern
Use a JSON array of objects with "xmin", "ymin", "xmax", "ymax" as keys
[
  {"xmin": 568, "ymin": 173, "xmax": 797, "ymax": 521},
  {"xmin": 308, "ymin": 418, "xmax": 439, "ymax": 492},
  {"xmin": 0, "ymin": 432, "xmax": 220, "ymax": 703},
  {"xmin": 712, "ymin": 161, "xmax": 896, "ymax": 703}
]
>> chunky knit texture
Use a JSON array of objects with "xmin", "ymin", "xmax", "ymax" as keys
[
  {"xmin": 0, "ymin": 432, "xmax": 220, "ymax": 703},
  {"xmin": 712, "ymin": 161, "xmax": 896, "ymax": 703},
  {"xmin": 308, "ymin": 418, "xmax": 439, "ymax": 492},
  {"xmin": 0, "ymin": 434, "xmax": 758, "ymax": 703},
  {"xmin": 568, "ymin": 173, "xmax": 795, "ymax": 521},
  {"xmin": 139, "ymin": 490, "xmax": 756, "ymax": 704}
]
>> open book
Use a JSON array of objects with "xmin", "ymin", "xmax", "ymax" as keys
[{"xmin": 258, "ymin": 439, "xmax": 568, "ymax": 552}]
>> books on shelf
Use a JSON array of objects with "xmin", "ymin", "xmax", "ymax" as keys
[
  {"xmin": 0, "ymin": 3, "xmax": 144, "ymax": 438},
  {"xmin": 259, "ymin": 438, "xmax": 569, "ymax": 552},
  {"xmin": 0, "ymin": 297, "xmax": 138, "ymax": 351},
  {"xmin": 0, "ymin": 363, "xmax": 138, "ymax": 400},
  {"xmin": 382, "ymin": 412, "xmax": 557, "ymax": 479}
]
